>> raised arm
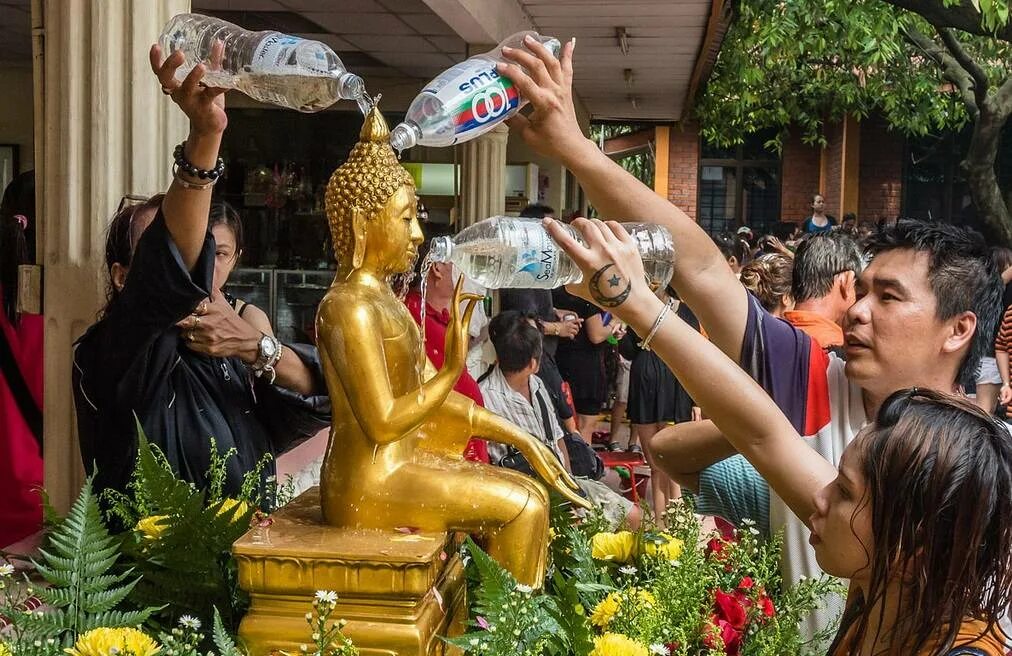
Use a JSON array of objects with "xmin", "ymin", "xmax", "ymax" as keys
[
  {"xmin": 651, "ymin": 419, "xmax": 737, "ymax": 489},
  {"xmin": 317, "ymin": 281, "xmax": 480, "ymax": 445},
  {"xmin": 546, "ymin": 218, "xmax": 838, "ymax": 523},
  {"xmin": 498, "ymin": 38, "xmax": 749, "ymax": 360},
  {"xmin": 149, "ymin": 43, "xmax": 227, "ymax": 270}
]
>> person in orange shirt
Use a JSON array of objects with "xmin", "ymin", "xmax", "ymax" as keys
[{"xmin": 783, "ymin": 232, "xmax": 865, "ymax": 351}]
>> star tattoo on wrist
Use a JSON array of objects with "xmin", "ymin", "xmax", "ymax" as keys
[{"xmin": 590, "ymin": 263, "xmax": 632, "ymax": 308}]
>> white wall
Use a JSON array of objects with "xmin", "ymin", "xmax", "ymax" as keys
[{"xmin": 0, "ymin": 64, "xmax": 35, "ymax": 173}]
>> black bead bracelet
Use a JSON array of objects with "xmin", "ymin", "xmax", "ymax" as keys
[{"xmin": 173, "ymin": 142, "xmax": 225, "ymax": 181}]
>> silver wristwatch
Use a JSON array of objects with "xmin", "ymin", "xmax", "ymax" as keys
[{"xmin": 252, "ymin": 333, "xmax": 282, "ymax": 383}]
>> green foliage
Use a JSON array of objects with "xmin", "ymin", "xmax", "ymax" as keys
[
  {"xmin": 0, "ymin": 479, "xmax": 159, "ymax": 648},
  {"xmin": 104, "ymin": 424, "xmax": 265, "ymax": 633}
]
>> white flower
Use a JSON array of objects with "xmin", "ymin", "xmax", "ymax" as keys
[
  {"xmin": 515, "ymin": 583, "xmax": 533, "ymax": 594},
  {"xmin": 748, "ymin": 527, "xmax": 760, "ymax": 536},
  {"xmin": 741, "ymin": 518, "xmax": 756, "ymax": 526},
  {"xmin": 0, "ymin": 563, "xmax": 14, "ymax": 576},
  {"xmin": 649, "ymin": 645, "xmax": 670, "ymax": 656},
  {"xmin": 619, "ymin": 565, "xmax": 638, "ymax": 576},
  {"xmin": 178, "ymin": 615, "xmax": 201, "ymax": 630},
  {"xmin": 315, "ymin": 590, "xmax": 338, "ymax": 604}
]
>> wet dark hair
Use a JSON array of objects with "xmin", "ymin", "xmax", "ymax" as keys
[
  {"xmin": 102, "ymin": 194, "xmax": 165, "ymax": 312},
  {"xmin": 865, "ymin": 220, "xmax": 1003, "ymax": 386},
  {"xmin": 209, "ymin": 200, "xmax": 244, "ymax": 258},
  {"xmin": 791, "ymin": 232, "xmax": 863, "ymax": 303},
  {"xmin": 519, "ymin": 203, "xmax": 555, "ymax": 220},
  {"xmin": 0, "ymin": 171, "xmax": 35, "ymax": 322},
  {"xmin": 489, "ymin": 310, "xmax": 543, "ymax": 374},
  {"xmin": 712, "ymin": 233, "xmax": 737, "ymax": 262},
  {"xmin": 831, "ymin": 388, "xmax": 1012, "ymax": 655},
  {"xmin": 740, "ymin": 253, "xmax": 793, "ymax": 313}
]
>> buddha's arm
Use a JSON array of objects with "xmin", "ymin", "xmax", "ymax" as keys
[
  {"xmin": 319, "ymin": 300, "xmax": 465, "ymax": 445},
  {"xmin": 422, "ymin": 393, "xmax": 590, "ymax": 509}
]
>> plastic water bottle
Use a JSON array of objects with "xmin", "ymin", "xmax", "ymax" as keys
[
  {"xmin": 159, "ymin": 14, "xmax": 367, "ymax": 113},
  {"xmin": 389, "ymin": 31, "xmax": 561, "ymax": 152},
  {"xmin": 427, "ymin": 217, "xmax": 675, "ymax": 290}
]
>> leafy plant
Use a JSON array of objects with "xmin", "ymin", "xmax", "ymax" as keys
[
  {"xmin": 0, "ymin": 480, "xmax": 159, "ymax": 648},
  {"xmin": 102, "ymin": 424, "xmax": 264, "ymax": 632}
]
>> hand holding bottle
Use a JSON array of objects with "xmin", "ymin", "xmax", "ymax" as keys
[
  {"xmin": 150, "ymin": 40, "xmax": 227, "ymax": 138},
  {"xmin": 497, "ymin": 36, "xmax": 594, "ymax": 167}
]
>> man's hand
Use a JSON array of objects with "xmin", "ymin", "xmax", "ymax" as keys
[
  {"xmin": 497, "ymin": 36, "xmax": 594, "ymax": 166},
  {"xmin": 176, "ymin": 296, "xmax": 260, "ymax": 362}
]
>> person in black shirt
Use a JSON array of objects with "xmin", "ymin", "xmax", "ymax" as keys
[{"xmin": 73, "ymin": 46, "xmax": 329, "ymax": 498}]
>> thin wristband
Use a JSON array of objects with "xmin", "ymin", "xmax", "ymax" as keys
[{"xmin": 638, "ymin": 299, "xmax": 674, "ymax": 352}]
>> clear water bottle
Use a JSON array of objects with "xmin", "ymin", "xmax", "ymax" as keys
[
  {"xmin": 389, "ymin": 31, "xmax": 561, "ymax": 153},
  {"xmin": 428, "ymin": 217, "xmax": 675, "ymax": 290},
  {"xmin": 159, "ymin": 13, "xmax": 367, "ymax": 113}
]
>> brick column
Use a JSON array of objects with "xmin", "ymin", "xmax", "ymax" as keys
[{"xmin": 666, "ymin": 122, "xmax": 700, "ymax": 220}]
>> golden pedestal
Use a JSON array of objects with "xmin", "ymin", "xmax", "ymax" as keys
[{"xmin": 233, "ymin": 488, "xmax": 467, "ymax": 656}]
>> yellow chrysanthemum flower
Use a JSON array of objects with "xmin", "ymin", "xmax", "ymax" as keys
[
  {"xmin": 134, "ymin": 515, "xmax": 170, "ymax": 540},
  {"xmin": 590, "ymin": 592, "xmax": 621, "ymax": 628},
  {"xmin": 65, "ymin": 627, "xmax": 160, "ymax": 656},
  {"xmin": 643, "ymin": 535, "xmax": 683, "ymax": 561},
  {"xmin": 636, "ymin": 589, "xmax": 656, "ymax": 608},
  {"xmin": 216, "ymin": 498, "xmax": 251, "ymax": 522},
  {"xmin": 591, "ymin": 531, "xmax": 637, "ymax": 563},
  {"xmin": 1, "ymin": 640, "xmax": 11, "ymax": 656},
  {"xmin": 589, "ymin": 633, "xmax": 649, "ymax": 656}
]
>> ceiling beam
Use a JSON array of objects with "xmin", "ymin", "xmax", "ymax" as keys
[{"xmin": 421, "ymin": 0, "xmax": 533, "ymax": 45}]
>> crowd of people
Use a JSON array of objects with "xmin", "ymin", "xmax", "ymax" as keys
[{"xmin": 0, "ymin": 34, "xmax": 1010, "ymax": 656}]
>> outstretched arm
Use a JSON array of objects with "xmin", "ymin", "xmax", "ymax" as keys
[
  {"xmin": 546, "ymin": 218, "xmax": 838, "ymax": 524},
  {"xmin": 498, "ymin": 37, "xmax": 749, "ymax": 361}
]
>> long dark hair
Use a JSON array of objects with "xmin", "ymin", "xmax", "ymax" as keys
[
  {"xmin": 831, "ymin": 388, "xmax": 1011, "ymax": 654},
  {"xmin": 0, "ymin": 171, "xmax": 35, "ymax": 323},
  {"xmin": 102, "ymin": 193, "xmax": 165, "ymax": 313}
]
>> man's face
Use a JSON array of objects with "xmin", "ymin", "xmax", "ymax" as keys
[{"xmin": 843, "ymin": 249, "xmax": 953, "ymax": 396}]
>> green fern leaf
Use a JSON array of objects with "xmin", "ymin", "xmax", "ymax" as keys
[{"xmin": 212, "ymin": 607, "xmax": 242, "ymax": 656}]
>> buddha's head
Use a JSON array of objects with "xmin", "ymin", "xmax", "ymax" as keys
[{"xmin": 326, "ymin": 106, "xmax": 421, "ymax": 277}]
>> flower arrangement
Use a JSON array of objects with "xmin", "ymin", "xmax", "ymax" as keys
[{"xmin": 450, "ymin": 499, "xmax": 843, "ymax": 656}]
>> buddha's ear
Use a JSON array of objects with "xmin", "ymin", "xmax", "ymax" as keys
[{"xmin": 351, "ymin": 207, "xmax": 368, "ymax": 271}]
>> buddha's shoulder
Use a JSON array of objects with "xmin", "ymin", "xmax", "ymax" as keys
[{"xmin": 318, "ymin": 284, "xmax": 403, "ymax": 318}]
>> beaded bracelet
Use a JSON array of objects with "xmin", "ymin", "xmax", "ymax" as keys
[
  {"xmin": 173, "ymin": 141, "xmax": 225, "ymax": 181},
  {"xmin": 638, "ymin": 299, "xmax": 674, "ymax": 352},
  {"xmin": 172, "ymin": 165, "xmax": 216, "ymax": 190}
]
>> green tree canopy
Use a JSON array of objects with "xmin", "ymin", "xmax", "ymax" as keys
[{"xmin": 696, "ymin": 0, "xmax": 1012, "ymax": 241}]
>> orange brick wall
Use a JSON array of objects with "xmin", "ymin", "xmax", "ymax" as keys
[
  {"xmin": 822, "ymin": 120, "xmax": 845, "ymax": 219},
  {"xmin": 858, "ymin": 117, "xmax": 903, "ymax": 222},
  {"xmin": 781, "ymin": 132, "xmax": 821, "ymax": 223},
  {"xmin": 666, "ymin": 121, "xmax": 700, "ymax": 220}
]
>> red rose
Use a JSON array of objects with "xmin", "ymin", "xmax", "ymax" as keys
[
  {"xmin": 706, "ymin": 538, "xmax": 730, "ymax": 561},
  {"xmin": 738, "ymin": 576, "xmax": 754, "ymax": 591},
  {"xmin": 760, "ymin": 595, "xmax": 775, "ymax": 619},
  {"xmin": 703, "ymin": 617, "xmax": 743, "ymax": 656},
  {"xmin": 714, "ymin": 589, "xmax": 748, "ymax": 630}
]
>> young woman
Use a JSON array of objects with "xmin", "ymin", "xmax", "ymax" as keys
[
  {"xmin": 739, "ymin": 253, "xmax": 794, "ymax": 318},
  {"xmin": 547, "ymin": 216, "xmax": 1010, "ymax": 656},
  {"xmin": 804, "ymin": 193, "xmax": 837, "ymax": 235}
]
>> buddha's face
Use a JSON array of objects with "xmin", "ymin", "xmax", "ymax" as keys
[{"xmin": 363, "ymin": 185, "xmax": 424, "ymax": 275}]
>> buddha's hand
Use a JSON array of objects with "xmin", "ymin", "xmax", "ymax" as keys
[
  {"xmin": 149, "ymin": 39, "xmax": 227, "ymax": 137},
  {"xmin": 522, "ymin": 439, "xmax": 592, "ymax": 510},
  {"xmin": 443, "ymin": 277, "xmax": 484, "ymax": 374},
  {"xmin": 545, "ymin": 217, "xmax": 653, "ymax": 323}
]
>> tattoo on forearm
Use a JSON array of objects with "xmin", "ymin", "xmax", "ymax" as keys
[{"xmin": 589, "ymin": 264, "xmax": 632, "ymax": 308}]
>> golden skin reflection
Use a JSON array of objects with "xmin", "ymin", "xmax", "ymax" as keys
[{"xmin": 316, "ymin": 107, "xmax": 588, "ymax": 585}]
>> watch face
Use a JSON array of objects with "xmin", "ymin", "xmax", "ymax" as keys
[{"xmin": 261, "ymin": 336, "xmax": 277, "ymax": 357}]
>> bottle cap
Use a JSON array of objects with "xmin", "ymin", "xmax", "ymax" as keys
[
  {"xmin": 337, "ymin": 72, "xmax": 366, "ymax": 101},
  {"xmin": 428, "ymin": 236, "xmax": 452, "ymax": 263},
  {"xmin": 389, "ymin": 122, "xmax": 420, "ymax": 152}
]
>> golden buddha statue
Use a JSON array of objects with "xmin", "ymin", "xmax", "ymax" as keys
[{"xmin": 315, "ymin": 106, "xmax": 588, "ymax": 586}]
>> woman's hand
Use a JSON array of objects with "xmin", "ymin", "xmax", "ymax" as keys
[
  {"xmin": 176, "ymin": 296, "xmax": 260, "ymax": 361},
  {"xmin": 497, "ymin": 36, "xmax": 593, "ymax": 166},
  {"xmin": 149, "ymin": 41, "xmax": 228, "ymax": 137},
  {"xmin": 544, "ymin": 217, "xmax": 654, "ymax": 323}
]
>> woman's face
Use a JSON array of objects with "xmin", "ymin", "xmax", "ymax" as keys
[
  {"xmin": 211, "ymin": 223, "xmax": 240, "ymax": 293},
  {"xmin": 808, "ymin": 436, "xmax": 874, "ymax": 581}
]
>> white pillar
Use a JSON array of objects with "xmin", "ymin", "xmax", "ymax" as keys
[
  {"xmin": 458, "ymin": 123, "xmax": 508, "ymax": 227},
  {"xmin": 35, "ymin": 0, "xmax": 189, "ymax": 512}
]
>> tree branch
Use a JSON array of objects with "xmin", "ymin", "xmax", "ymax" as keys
[
  {"xmin": 993, "ymin": 75, "xmax": 1012, "ymax": 119},
  {"xmin": 900, "ymin": 24, "xmax": 981, "ymax": 119},
  {"xmin": 936, "ymin": 27, "xmax": 989, "ymax": 107},
  {"xmin": 882, "ymin": 0, "xmax": 1012, "ymax": 44}
]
